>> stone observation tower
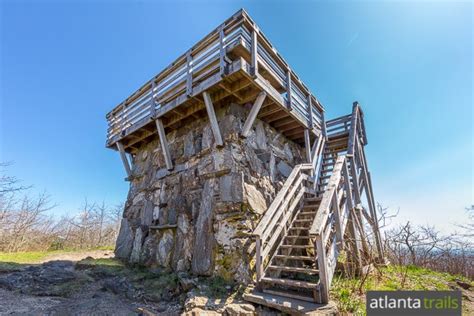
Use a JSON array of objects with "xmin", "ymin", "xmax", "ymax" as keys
[{"xmin": 106, "ymin": 9, "xmax": 384, "ymax": 309}]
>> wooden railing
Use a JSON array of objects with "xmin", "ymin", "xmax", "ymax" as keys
[
  {"xmin": 253, "ymin": 134, "xmax": 325, "ymax": 283},
  {"xmin": 253, "ymin": 163, "xmax": 314, "ymax": 283},
  {"xmin": 309, "ymin": 102, "xmax": 384, "ymax": 303},
  {"xmin": 309, "ymin": 155, "xmax": 353, "ymax": 303},
  {"xmin": 106, "ymin": 9, "xmax": 325, "ymax": 147},
  {"xmin": 347, "ymin": 104, "xmax": 383, "ymax": 258}
]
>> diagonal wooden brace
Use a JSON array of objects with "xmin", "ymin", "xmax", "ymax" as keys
[
  {"xmin": 116, "ymin": 141, "xmax": 132, "ymax": 180},
  {"xmin": 155, "ymin": 118, "xmax": 174, "ymax": 170},
  {"xmin": 241, "ymin": 91, "xmax": 267, "ymax": 138},
  {"xmin": 203, "ymin": 91, "xmax": 224, "ymax": 147}
]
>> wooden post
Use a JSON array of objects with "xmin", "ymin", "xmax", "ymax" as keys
[
  {"xmin": 116, "ymin": 141, "xmax": 132, "ymax": 179},
  {"xmin": 255, "ymin": 236, "xmax": 263, "ymax": 283},
  {"xmin": 315, "ymin": 234, "xmax": 329, "ymax": 303},
  {"xmin": 367, "ymin": 170, "xmax": 384, "ymax": 259},
  {"xmin": 342, "ymin": 160, "xmax": 354, "ymax": 210},
  {"xmin": 357, "ymin": 139, "xmax": 384, "ymax": 259},
  {"xmin": 286, "ymin": 69, "xmax": 292, "ymax": 110},
  {"xmin": 321, "ymin": 109, "xmax": 327, "ymax": 139},
  {"xmin": 155, "ymin": 118, "xmax": 174, "ymax": 170},
  {"xmin": 347, "ymin": 209, "xmax": 362, "ymax": 275},
  {"xmin": 241, "ymin": 91, "xmax": 266, "ymax": 137},
  {"xmin": 332, "ymin": 193, "xmax": 343, "ymax": 244},
  {"xmin": 203, "ymin": 92, "xmax": 224, "ymax": 147},
  {"xmin": 304, "ymin": 129, "xmax": 312, "ymax": 163},
  {"xmin": 349, "ymin": 156, "xmax": 361, "ymax": 205},
  {"xmin": 251, "ymin": 29, "xmax": 258, "ymax": 77},
  {"xmin": 347, "ymin": 105, "xmax": 359, "ymax": 156},
  {"xmin": 343, "ymin": 160, "xmax": 362, "ymax": 273},
  {"xmin": 354, "ymin": 205, "xmax": 370, "ymax": 255}
]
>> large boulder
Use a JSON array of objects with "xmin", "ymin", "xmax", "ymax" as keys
[
  {"xmin": 157, "ymin": 230, "xmax": 174, "ymax": 268},
  {"xmin": 130, "ymin": 228, "xmax": 145, "ymax": 263},
  {"xmin": 192, "ymin": 179, "xmax": 216, "ymax": 275},
  {"xmin": 115, "ymin": 218, "xmax": 133, "ymax": 260}
]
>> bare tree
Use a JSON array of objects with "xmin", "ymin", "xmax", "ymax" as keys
[{"xmin": 0, "ymin": 164, "xmax": 121, "ymax": 252}]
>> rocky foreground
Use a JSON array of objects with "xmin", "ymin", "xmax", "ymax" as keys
[{"xmin": 0, "ymin": 258, "xmax": 269, "ymax": 315}]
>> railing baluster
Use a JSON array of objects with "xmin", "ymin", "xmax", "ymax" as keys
[
  {"xmin": 219, "ymin": 25, "xmax": 226, "ymax": 77},
  {"xmin": 186, "ymin": 51, "xmax": 192, "ymax": 96},
  {"xmin": 307, "ymin": 94, "xmax": 313, "ymax": 128},
  {"xmin": 150, "ymin": 80, "xmax": 156, "ymax": 117},
  {"xmin": 286, "ymin": 69, "xmax": 292, "ymax": 110},
  {"xmin": 251, "ymin": 28, "xmax": 258, "ymax": 77}
]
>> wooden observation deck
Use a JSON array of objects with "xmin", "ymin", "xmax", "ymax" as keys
[{"xmin": 106, "ymin": 9, "xmax": 325, "ymax": 154}]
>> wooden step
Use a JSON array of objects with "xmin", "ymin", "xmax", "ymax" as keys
[
  {"xmin": 297, "ymin": 212, "xmax": 317, "ymax": 217},
  {"xmin": 280, "ymin": 244, "xmax": 314, "ymax": 249},
  {"xmin": 289, "ymin": 227, "xmax": 309, "ymax": 231},
  {"xmin": 274, "ymin": 255, "xmax": 313, "ymax": 261},
  {"xmin": 291, "ymin": 226, "xmax": 310, "ymax": 230},
  {"xmin": 304, "ymin": 197, "xmax": 322, "ymax": 202},
  {"xmin": 285, "ymin": 235, "xmax": 311, "ymax": 239},
  {"xmin": 261, "ymin": 277, "xmax": 318, "ymax": 289},
  {"xmin": 293, "ymin": 219, "xmax": 313, "ymax": 223},
  {"xmin": 243, "ymin": 289, "xmax": 329, "ymax": 313},
  {"xmin": 267, "ymin": 265, "xmax": 319, "ymax": 274},
  {"xmin": 262, "ymin": 289, "xmax": 316, "ymax": 303}
]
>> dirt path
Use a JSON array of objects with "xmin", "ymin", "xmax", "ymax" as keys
[
  {"xmin": 0, "ymin": 257, "xmax": 176, "ymax": 315},
  {"xmin": 38, "ymin": 249, "xmax": 114, "ymax": 263}
]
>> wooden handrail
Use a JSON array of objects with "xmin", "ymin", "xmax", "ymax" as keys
[
  {"xmin": 253, "ymin": 162, "xmax": 313, "ymax": 282},
  {"xmin": 309, "ymin": 155, "xmax": 346, "ymax": 237},
  {"xmin": 254, "ymin": 164, "xmax": 304, "ymax": 237},
  {"xmin": 310, "ymin": 155, "xmax": 350, "ymax": 303}
]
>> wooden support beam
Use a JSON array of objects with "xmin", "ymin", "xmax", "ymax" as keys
[
  {"xmin": 241, "ymin": 91, "xmax": 267, "ymax": 137},
  {"xmin": 354, "ymin": 206, "xmax": 370, "ymax": 256},
  {"xmin": 347, "ymin": 209, "xmax": 363, "ymax": 274},
  {"xmin": 155, "ymin": 119, "xmax": 174, "ymax": 170},
  {"xmin": 304, "ymin": 129, "xmax": 312, "ymax": 163},
  {"xmin": 259, "ymin": 106, "xmax": 283, "ymax": 118},
  {"xmin": 266, "ymin": 110, "xmax": 290, "ymax": 123},
  {"xmin": 116, "ymin": 141, "xmax": 132, "ymax": 179},
  {"xmin": 348, "ymin": 156, "xmax": 361, "ymax": 205},
  {"xmin": 203, "ymin": 91, "xmax": 224, "ymax": 147},
  {"xmin": 284, "ymin": 127, "xmax": 305, "ymax": 137},
  {"xmin": 272, "ymin": 117, "xmax": 295, "ymax": 128}
]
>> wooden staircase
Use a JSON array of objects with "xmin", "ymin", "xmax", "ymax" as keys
[{"xmin": 244, "ymin": 103, "xmax": 384, "ymax": 312}]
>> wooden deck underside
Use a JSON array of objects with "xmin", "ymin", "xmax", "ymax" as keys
[
  {"xmin": 106, "ymin": 9, "xmax": 326, "ymax": 154},
  {"xmin": 109, "ymin": 56, "xmax": 321, "ymax": 154}
]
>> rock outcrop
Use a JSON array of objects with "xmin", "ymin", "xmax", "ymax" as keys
[{"xmin": 115, "ymin": 103, "xmax": 304, "ymax": 282}]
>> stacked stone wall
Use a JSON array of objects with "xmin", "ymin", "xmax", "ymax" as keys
[{"xmin": 115, "ymin": 103, "xmax": 304, "ymax": 282}]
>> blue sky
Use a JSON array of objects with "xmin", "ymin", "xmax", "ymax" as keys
[{"xmin": 1, "ymin": 1, "xmax": 472, "ymax": 233}]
